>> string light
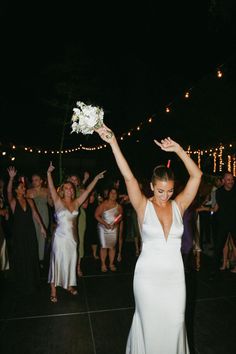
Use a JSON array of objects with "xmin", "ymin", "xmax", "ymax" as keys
[
  {"xmin": 0, "ymin": 60, "xmax": 234, "ymax": 163},
  {"xmin": 228, "ymin": 155, "xmax": 232, "ymax": 172},
  {"xmin": 197, "ymin": 150, "xmax": 201, "ymax": 169},
  {"xmin": 219, "ymin": 145, "xmax": 223, "ymax": 172},
  {"xmin": 213, "ymin": 152, "xmax": 217, "ymax": 173},
  {"xmin": 217, "ymin": 69, "xmax": 223, "ymax": 78},
  {"xmin": 233, "ymin": 156, "xmax": 236, "ymax": 177}
]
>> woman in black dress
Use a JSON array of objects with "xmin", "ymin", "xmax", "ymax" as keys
[{"xmin": 7, "ymin": 166, "xmax": 46, "ymax": 294}]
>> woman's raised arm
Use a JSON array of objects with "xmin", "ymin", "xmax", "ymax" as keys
[
  {"xmin": 95, "ymin": 124, "xmax": 146, "ymax": 213},
  {"xmin": 47, "ymin": 162, "xmax": 60, "ymax": 205},
  {"xmin": 154, "ymin": 137, "xmax": 202, "ymax": 214},
  {"xmin": 76, "ymin": 170, "xmax": 106, "ymax": 207}
]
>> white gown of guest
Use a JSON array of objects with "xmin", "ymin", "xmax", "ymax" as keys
[
  {"xmin": 98, "ymin": 205, "xmax": 119, "ymax": 248},
  {"xmin": 126, "ymin": 200, "xmax": 189, "ymax": 354},
  {"xmin": 48, "ymin": 206, "xmax": 78, "ymax": 289}
]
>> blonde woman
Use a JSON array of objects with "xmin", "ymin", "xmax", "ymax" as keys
[{"xmin": 47, "ymin": 162, "xmax": 105, "ymax": 303}]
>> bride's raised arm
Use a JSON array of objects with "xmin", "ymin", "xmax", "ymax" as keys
[
  {"xmin": 96, "ymin": 125, "xmax": 146, "ymax": 213},
  {"xmin": 154, "ymin": 137, "xmax": 202, "ymax": 214}
]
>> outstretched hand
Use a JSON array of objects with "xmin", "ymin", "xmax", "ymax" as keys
[
  {"xmin": 95, "ymin": 170, "xmax": 107, "ymax": 181},
  {"xmin": 7, "ymin": 166, "xmax": 17, "ymax": 178},
  {"xmin": 95, "ymin": 124, "xmax": 115, "ymax": 144},
  {"xmin": 47, "ymin": 161, "xmax": 55, "ymax": 174},
  {"xmin": 154, "ymin": 137, "xmax": 181, "ymax": 153}
]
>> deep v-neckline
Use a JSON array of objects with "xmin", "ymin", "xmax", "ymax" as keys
[
  {"xmin": 64, "ymin": 206, "xmax": 77, "ymax": 214},
  {"xmin": 150, "ymin": 200, "xmax": 174, "ymax": 242},
  {"xmin": 61, "ymin": 201, "xmax": 77, "ymax": 214},
  {"xmin": 17, "ymin": 199, "xmax": 27, "ymax": 212}
]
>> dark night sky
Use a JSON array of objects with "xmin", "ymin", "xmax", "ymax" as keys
[{"xmin": 1, "ymin": 1, "xmax": 236, "ymax": 152}]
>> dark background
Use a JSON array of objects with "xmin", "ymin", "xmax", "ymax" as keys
[{"xmin": 1, "ymin": 1, "xmax": 236, "ymax": 183}]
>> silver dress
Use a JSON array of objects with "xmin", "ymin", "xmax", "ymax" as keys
[
  {"xmin": 48, "ymin": 206, "xmax": 78, "ymax": 289},
  {"xmin": 98, "ymin": 206, "xmax": 119, "ymax": 248}
]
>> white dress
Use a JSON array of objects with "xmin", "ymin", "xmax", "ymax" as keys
[
  {"xmin": 48, "ymin": 206, "xmax": 78, "ymax": 289},
  {"xmin": 98, "ymin": 206, "xmax": 119, "ymax": 248},
  {"xmin": 126, "ymin": 200, "xmax": 189, "ymax": 354}
]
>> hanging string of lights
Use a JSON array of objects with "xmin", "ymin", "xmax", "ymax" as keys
[{"xmin": 1, "ymin": 63, "xmax": 235, "ymax": 175}]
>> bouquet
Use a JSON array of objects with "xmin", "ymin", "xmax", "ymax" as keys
[{"xmin": 71, "ymin": 101, "xmax": 104, "ymax": 135}]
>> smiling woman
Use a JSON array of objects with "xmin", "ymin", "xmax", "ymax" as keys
[
  {"xmin": 46, "ymin": 161, "xmax": 106, "ymax": 303},
  {"xmin": 95, "ymin": 125, "xmax": 202, "ymax": 354}
]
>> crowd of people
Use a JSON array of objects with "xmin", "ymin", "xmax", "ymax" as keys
[{"xmin": 0, "ymin": 134, "xmax": 236, "ymax": 351}]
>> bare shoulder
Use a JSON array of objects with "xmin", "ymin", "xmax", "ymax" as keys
[
  {"xmin": 26, "ymin": 188, "xmax": 34, "ymax": 198},
  {"xmin": 41, "ymin": 187, "xmax": 49, "ymax": 195},
  {"xmin": 26, "ymin": 197, "xmax": 35, "ymax": 207}
]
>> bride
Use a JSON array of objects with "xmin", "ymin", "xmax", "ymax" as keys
[{"xmin": 95, "ymin": 125, "xmax": 202, "ymax": 354}]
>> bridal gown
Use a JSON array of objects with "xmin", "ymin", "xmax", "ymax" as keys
[
  {"xmin": 126, "ymin": 200, "xmax": 189, "ymax": 354},
  {"xmin": 48, "ymin": 206, "xmax": 78, "ymax": 289}
]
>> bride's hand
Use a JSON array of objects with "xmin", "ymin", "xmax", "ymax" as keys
[
  {"xmin": 95, "ymin": 124, "xmax": 115, "ymax": 144},
  {"xmin": 154, "ymin": 137, "xmax": 181, "ymax": 153}
]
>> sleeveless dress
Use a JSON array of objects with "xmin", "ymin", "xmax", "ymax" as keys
[
  {"xmin": 98, "ymin": 205, "xmax": 119, "ymax": 248},
  {"xmin": 48, "ymin": 206, "xmax": 78, "ymax": 289},
  {"xmin": 78, "ymin": 206, "xmax": 86, "ymax": 259},
  {"xmin": 0, "ymin": 217, "xmax": 9, "ymax": 271},
  {"xmin": 11, "ymin": 199, "xmax": 40, "ymax": 293},
  {"xmin": 126, "ymin": 200, "xmax": 189, "ymax": 354},
  {"xmin": 33, "ymin": 195, "xmax": 50, "ymax": 261}
]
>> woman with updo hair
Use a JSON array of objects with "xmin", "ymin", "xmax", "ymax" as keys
[{"xmin": 96, "ymin": 125, "xmax": 202, "ymax": 354}]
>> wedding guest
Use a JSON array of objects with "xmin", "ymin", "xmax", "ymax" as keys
[
  {"xmin": 212, "ymin": 171, "xmax": 236, "ymax": 274},
  {"xmin": 84, "ymin": 191, "xmax": 100, "ymax": 259},
  {"xmin": 181, "ymin": 200, "xmax": 198, "ymax": 273},
  {"xmin": 95, "ymin": 187, "xmax": 123, "ymax": 272},
  {"xmin": 7, "ymin": 166, "xmax": 46, "ymax": 294},
  {"xmin": 95, "ymin": 125, "xmax": 202, "ymax": 353},
  {"xmin": 26, "ymin": 173, "xmax": 53, "ymax": 268},
  {"xmin": 67, "ymin": 172, "xmax": 90, "ymax": 277},
  {"xmin": 0, "ymin": 177, "xmax": 9, "ymax": 272},
  {"xmin": 47, "ymin": 162, "xmax": 105, "ymax": 303}
]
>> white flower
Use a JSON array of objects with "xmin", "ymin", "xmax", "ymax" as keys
[{"xmin": 71, "ymin": 101, "xmax": 104, "ymax": 135}]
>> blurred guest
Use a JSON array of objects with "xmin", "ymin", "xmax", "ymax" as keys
[
  {"xmin": 67, "ymin": 172, "xmax": 90, "ymax": 277},
  {"xmin": 0, "ymin": 177, "xmax": 9, "ymax": 272},
  {"xmin": 84, "ymin": 191, "xmax": 99, "ymax": 259},
  {"xmin": 7, "ymin": 166, "xmax": 46, "ymax": 294},
  {"xmin": 26, "ymin": 173, "xmax": 53, "ymax": 268},
  {"xmin": 212, "ymin": 171, "xmax": 236, "ymax": 274},
  {"xmin": 95, "ymin": 187, "xmax": 123, "ymax": 272}
]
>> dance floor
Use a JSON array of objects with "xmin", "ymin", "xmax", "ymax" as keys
[{"xmin": 0, "ymin": 243, "xmax": 236, "ymax": 354}]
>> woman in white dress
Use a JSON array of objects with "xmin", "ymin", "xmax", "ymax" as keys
[
  {"xmin": 95, "ymin": 125, "xmax": 202, "ymax": 354},
  {"xmin": 95, "ymin": 187, "xmax": 123, "ymax": 272},
  {"xmin": 47, "ymin": 162, "xmax": 105, "ymax": 303}
]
